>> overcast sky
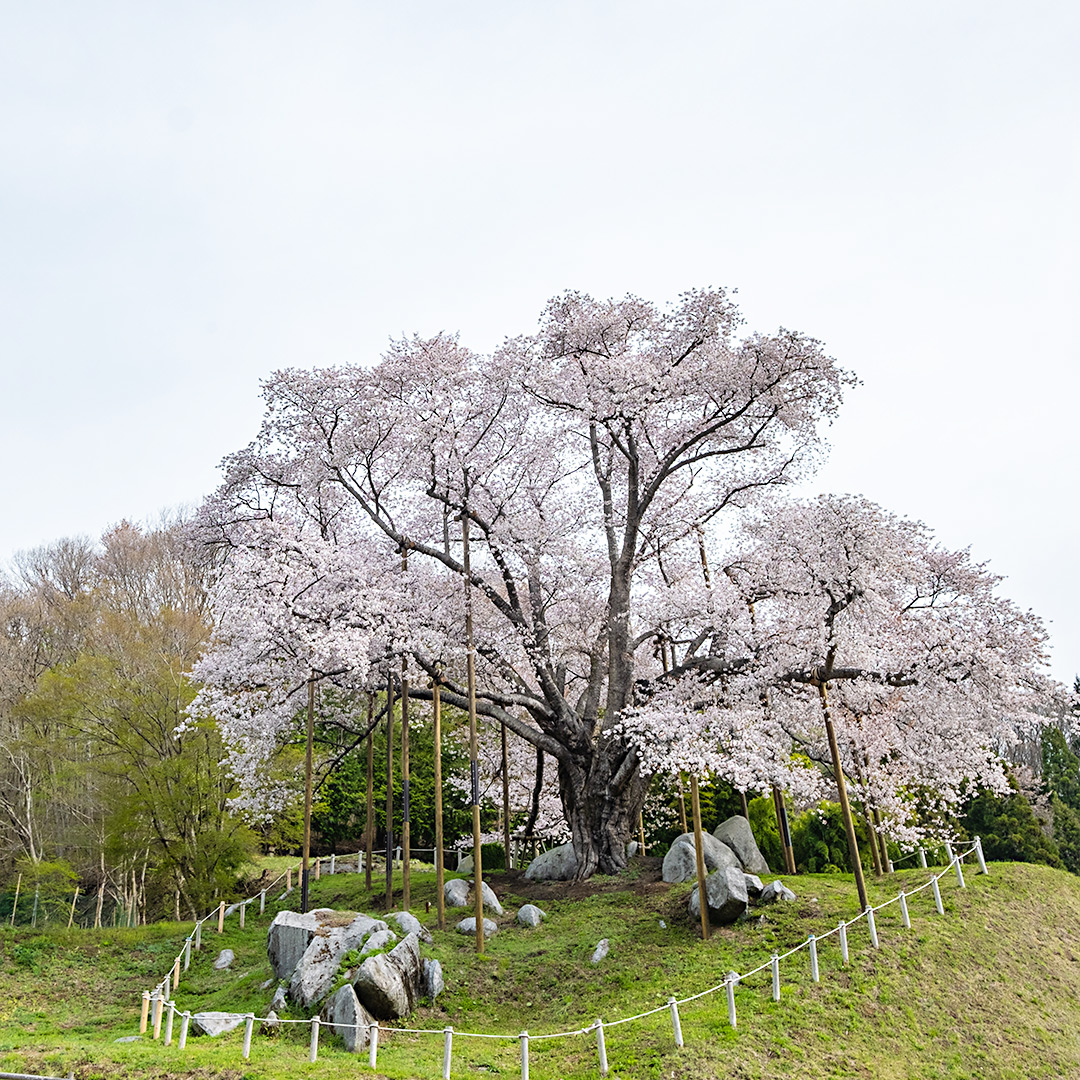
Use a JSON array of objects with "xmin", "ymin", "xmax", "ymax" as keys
[{"xmin": 1, "ymin": 1, "xmax": 1076, "ymax": 682}]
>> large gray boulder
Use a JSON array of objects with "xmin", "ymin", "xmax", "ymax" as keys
[
  {"xmin": 444, "ymin": 878, "xmax": 471, "ymax": 907},
  {"xmin": 191, "ymin": 1012, "xmax": 246, "ymax": 1037},
  {"xmin": 423, "ymin": 958, "xmax": 444, "ymax": 1001},
  {"xmin": 455, "ymin": 916, "xmax": 499, "ymax": 938},
  {"xmin": 267, "ymin": 910, "xmax": 324, "ymax": 979},
  {"xmin": 687, "ymin": 866, "xmax": 749, "ymax": 925},
  {"xmin": 759, "ymin": 879, "xmax": 796, "ymax": 904},
  {"xmin": 353, "ymin": 932, "xmax": 424, "ymax": 1020},
  {"xmin": 524, "ymin": 842, "xmax": 578, "ymax": 881},
  {"xmin": 390, "ymin": 911, "xmax": 432, "ymax": 943},
  {"xmin": 289, "ymin": 913, "xmax": 388, "ymax": 1009},
  {"xmin": 517, "ymin": 904, "xmax": 546, "ymax": 927},
  {"xmin": 713, "ymin": 816, "xmax": 770, "ymax": 876},
  {"xmin": 361, "ymin": 928, "xmax": 398, "ymax": 955},
  {"xmin": 479, "ymin": 880, "xmax": 504, "ymax": 915},
  {"xmin": 662, "ymin": 833, "xmax": 740, "ymax": 883},
  {"xmin": 213, "ymin": 949, "xmax": 234, "ymax": 970},
  {"xmin": 321, "ymin": 983, "xmax": 375, "ymax": 1052}
]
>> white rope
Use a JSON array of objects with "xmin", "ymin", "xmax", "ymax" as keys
[{"xmin": 156, "ymin": 844, "xmax": 983, "ymax": 1053}]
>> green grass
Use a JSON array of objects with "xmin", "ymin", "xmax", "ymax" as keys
[{"xmin": 3, "ymin": 861, "xmax": 1080, "ymax": 1079}]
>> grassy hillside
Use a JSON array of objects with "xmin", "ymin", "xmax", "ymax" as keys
[{"xmin": 2, "ymin": 859, "xmax": 1079, "ymax": 1080}]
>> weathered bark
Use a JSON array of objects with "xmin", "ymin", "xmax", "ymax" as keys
[{"xmin": 557, "ymin": 741, "xmax": 648, "ymax": 879}]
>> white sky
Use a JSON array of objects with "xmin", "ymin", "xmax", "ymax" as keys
[{"xmin": 1, "ymin": 1, "xmax": 1077, "ymax": 682}]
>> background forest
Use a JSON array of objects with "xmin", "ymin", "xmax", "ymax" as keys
[{"xmin": 1, "ymin": 518, "xmax": 1077, "ymax": 929}]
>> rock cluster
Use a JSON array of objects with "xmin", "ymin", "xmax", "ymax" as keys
[
  {"xmin": 668, "ymin": 815, "xmax": 798, "ymax": 925},
  {"xmin": 265, "ymin": 909, "xmax": 444, "ymax": 1041}
]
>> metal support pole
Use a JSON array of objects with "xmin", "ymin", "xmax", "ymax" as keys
[
  {"xmin": 866, "ymin": 906, "xmax": 879, "ymax": 948},
  {"xmin": 442, "ymin": 1026, "xmax": 453, "ymax": 1080},
  {"xmin": 668, "ymin": 997, "xmax": 684, "ymax": 1046}
]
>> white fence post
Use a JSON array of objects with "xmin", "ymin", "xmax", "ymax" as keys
[
  {"xmin": 866, "ymin": 907, "xmax": 879, "ymax": 948},
  {"xmin": 918, "ymin": 848, "xmax": 927, "ymax": 869},
  {"xmin": 442, "ymin": 1026, "xmax": 453, "ymax": 1080},
  {"xmin": 178, "ymin": 1011, "xmax": 191, "ymax": 1050},
  {"xmin": 839, "ymin": 921, "xmax": 849, "ymax": 964},
  {"xmin": 239, "ymin": 901, "xmax": 245, "ymax": 930},
  {"xmin": 243, "ymin": 1014, "xmax": 254, "ymax": 1060},
  {"xmin": 309, "ymin": 1016, "xmax": 319, "ymax": 1062},
  {"xmin": 183, "ymin": 938, "xmax": 191, "ymax": 971},
  {"xmin": 899, "ymin": 891, "xmax": 911, "ymax": 929},
  {"xmin": 668, "ymin": 997, "xmax": 684, "ymax": 1046},
  {"xmin": 152, "ymin": 991, "xmax": 164, "ymax": 1039},
  {"xmin": 931, "ymin": 874, "xmax": 944, "ymax": 914},
  {"xmin": 954, "ymin": 855, "xmax": 966, "ymax": 889},
  {"xmin": 194, "ymin": 922, "xmax": 202, "ymax": 952},
  {"xmin": 330, "ymin": 854, "xmax": 336, "ymax": 875},
  {"xmin": 520, "ymin": 1030, "xmax": 529, "ymax": 1080},
  {"xmin": 595, "ymin": 1019, "xmax": 609, "ymax": 1077},
  {"xmin": 260, "ymin": 889, "xmax": 266, "ymax": 914},
  {"xmin": 771, "ymin": 954, "xmax": 780, "ymax": 1001},
  {"xmin": 975, "ymin": 836, "xmax": 988, "ymax": 874},
  {"xmin": 944, "ymin": 841, "xmax": 954, "ymax": 866},
  {"xmin": 368, "ymin": 1023, "xmax": 379, "ymax": 1069},
  {"xmin": 163, "ymin": 1001, "xmax": 175, "ymax": 1046},
  {"xmin": 725, "ymin": 974, "xmax": 738, "ymax": 1029},
  {"xmin": 809, "ymin": 934, "xmax": 819, "ymax": 982}
]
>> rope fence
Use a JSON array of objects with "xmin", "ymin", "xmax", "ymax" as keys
[{"xmin": 136, "ymin": 837, "xmax": 988, "ymax": 1079}]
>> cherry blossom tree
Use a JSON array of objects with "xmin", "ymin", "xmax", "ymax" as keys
[{"xmin": 199, "ymin": 288, "xmax": 851, "ymax": 877}]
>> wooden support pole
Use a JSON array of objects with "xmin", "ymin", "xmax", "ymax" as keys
[
  {"xmin": 385, "ymin": 667, "xmax": 395, "ymax": 911},
  {"xmin": 434, "ymin": 680, "xmax": 446, "ymax": 931},
  {"xmin": 820, "ymin": 682, "xmax": 868, "ymax": 911},
  {"xmin": 690, "ymin": 775, "xmax": 711, "ymax": 940},
  {"xmin": 462, "ymin": 478, "xmax": 485, "ymax": 954},
  {"xmin": 365, "ymin": 696, "xmax": 375, "ymax": 890},
  {"xmin": 9, "ymin": 873, "xmax": 20, "ymax": 927},
  {"xmin": 401, "ymin": 646, "xmax": 411, "ymax": 910},
  {"xmin": 301, "ymin": 674, "xmax": 315, "ymax": 914},
  {"xmin": 501, "ymin": 721, "xmax": 511, "ymax": 871}
]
